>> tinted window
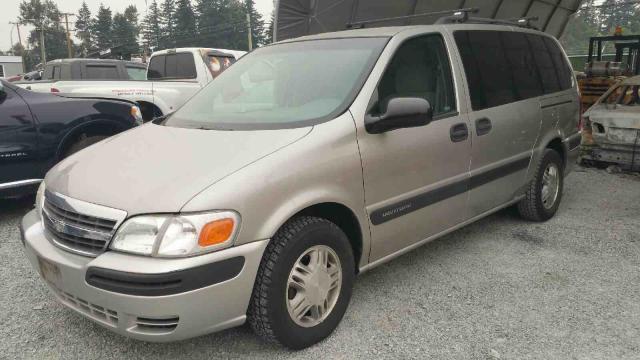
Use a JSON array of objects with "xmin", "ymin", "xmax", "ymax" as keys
[
  {"xmin": 543, "ymin": 37, "xmax": 573, "ymax": 91},
  {"xmin": 527, "ymin": 35, "xmax": 560, "ymax": 94},
  {"xmin": 455, "ymin": 31, "xmax": 573, "ymax": 111},
  {"xmin": 147, "ymin": 53, "xmax": 197, "ymax": 80},
  {"xmin": 126, "ymin": 66, "xmax": 147, "ymax": 80},
  {"xmin": 52, "ymin": 66, "xmax": 61, "ymax": 80},
  {"xmin": 372, "ymin": 34, "xmax": 456, "ymax": 116},
  {"xmin": 503, "ymin": 32, "xmax": 543, "ymax": 100},
  {"xmin": 454, "ymin": 31, "xmax": 517, "ymax": 110},
  {"xmin": 84, "ymin": 65, "xmax": 120, "ymax": 79},
  {"xmin": 0, "ymin": 65, "xmax": 4, "ymax": 77},
  {"xmin": 147, "ymin": 56, "xmax": 164, "ymax": 79}
]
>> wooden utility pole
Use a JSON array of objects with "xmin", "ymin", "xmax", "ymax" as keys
[
  {"xmin": 9, "ymin": 21, "xmax": 25, "ymax": 72},
  {"xmin": 246, "ymin": 12, "xmax": 253, "ymax": 51},
  {"xmin": 61, "ymin": 13, "xmax": 75, "ymax": 58}
]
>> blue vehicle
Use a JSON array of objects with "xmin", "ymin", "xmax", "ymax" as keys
[{"xmin": 0, "ymin": 79, "xmax": 142, "ymax": 197}]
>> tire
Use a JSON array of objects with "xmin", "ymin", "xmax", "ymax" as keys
[
  {"xmin": 63, "ymin": 135, "xmax": 108, "ymax": 158},
  {"xmin": 517, "ymin": 149, "xmax": 564, "ymax": 221},
  {"xmin": 248, "ymin": 216, "xmax": 355, "ymax": 349}
]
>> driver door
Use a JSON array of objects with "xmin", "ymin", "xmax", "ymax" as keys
[{"xmin": 356, "ymin": 34, "xmax": 472, "ymax": 262}]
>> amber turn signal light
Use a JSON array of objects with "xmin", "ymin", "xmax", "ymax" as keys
[{"xmin": 198, "ymin": 218, "xmax": 235, "ymax": 247}]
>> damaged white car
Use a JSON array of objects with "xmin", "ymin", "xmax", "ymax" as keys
[{"xmin": 583, "ymin": 75, "xmax": 640, "ymax": 171}]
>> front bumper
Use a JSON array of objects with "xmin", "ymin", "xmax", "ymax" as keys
[{"xmin": 21, "ymin": 209, "xmax": 268, "ymax": 342}]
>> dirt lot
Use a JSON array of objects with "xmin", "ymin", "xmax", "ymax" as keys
[{"xmin": 0, "ymin": 166, "xmax": 638, "ymax": 359}]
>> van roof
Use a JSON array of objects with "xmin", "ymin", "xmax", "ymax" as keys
[{"xmin": 276, "ymin": 23, "xmax": 549, "ymax": 44}]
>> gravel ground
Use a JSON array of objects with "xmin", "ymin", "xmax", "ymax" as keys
[{"xmin": 1, "ymin": 167, "xmax": 639, "ymax": 360}]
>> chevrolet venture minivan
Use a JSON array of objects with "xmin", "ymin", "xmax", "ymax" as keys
[{"xmin": 21, "ymin": 23, "xmax": 581, "ymax": 349}]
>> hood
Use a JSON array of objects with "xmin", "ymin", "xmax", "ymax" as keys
[
  {"xmin": 46, "ymin": 123, "xmax": 312, "ymax": 214},
  {"xmin": 586, "ymin": 104, "xmax": 640, "ymax": 129}
]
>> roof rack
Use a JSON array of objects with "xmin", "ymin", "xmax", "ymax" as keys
[
  {"xmin": 436, "ymin": 15, "xmax": 539, "ymax": 30},
  {"xmin": 346, "ymin": 8, "xmax": 478, "ymax": 29}
]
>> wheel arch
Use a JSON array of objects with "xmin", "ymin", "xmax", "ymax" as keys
[
  {"xmin": 292, "ymin": 202, "xmax": 364, "ymax": 274},
  {"xmin": 56, "ymin": 119, "xmax": 128, "ymax": 160}
]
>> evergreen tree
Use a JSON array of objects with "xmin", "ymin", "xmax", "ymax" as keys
[
  {"xmin": 75, "ymin": 1, "xmax": 93, "ymax": 56},
  {"xmin": 160, "ymin": 0, "xmax": 177, "ymax": 48},
  {"xmin": 112, "ymin": 5, "xmax": 139, "ymax": 59},
  {"xmin": 19, "ymin": 0, "xmax": 68, "ymax": 64},
  {"xmin": 142, "ymin": 0, "xmax": 162, "ymax": 52},
  {"xmin": 174, "ymin": 0, "xmax": 197, "ymax": 47},
  {"xmin": 92, "ymin": 4, "xmax": 113, "ymax": 50}
]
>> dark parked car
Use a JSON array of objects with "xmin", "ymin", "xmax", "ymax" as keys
[{"xmin": 0, "ymin": 79, "xmax": 142, "ymax": 197}]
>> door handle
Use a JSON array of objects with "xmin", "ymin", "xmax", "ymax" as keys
[
  {"xmin": 475, "ymin": 117, "xmax": 492, "ymax": 136},
  {"xmin": 450, "ymin": 123, "xmax": 469, "ymax": 143}
]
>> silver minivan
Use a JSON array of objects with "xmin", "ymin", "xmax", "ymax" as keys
[{"xmin": 21, "ymin": 23, "xmax": 581, "ymax": 349}]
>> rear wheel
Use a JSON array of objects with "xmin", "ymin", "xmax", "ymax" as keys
[
  {"xmin": 248, "ymin": 216, "xmax": 355, "ymax": 349},
  {"xmin": 517, "ymin": 149, "xmax": 564, "ymax": 221},
  {"xmin": 63, "ymin": 135, "xmax": 107, "ymax": 158}
]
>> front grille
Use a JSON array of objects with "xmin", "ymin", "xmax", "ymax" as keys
[
  {"xmin": 44, "ymin": 199, "xmax": 116, "ymax": 232},
  {"xmin": 42, "ymin": 192, "xmax": 121, "ymax": 257}
]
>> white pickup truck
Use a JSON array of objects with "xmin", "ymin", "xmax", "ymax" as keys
[{"xmin": 17, "ymin": 48, "xmax": 246, "ymax": 120}]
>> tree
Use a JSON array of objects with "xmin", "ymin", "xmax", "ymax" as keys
[
  {"xmin": 112, "ymin": 6, "xmax": 139, "ymax": 59},
  {"xmin": 142, "ymin": 0, "xmax": 162, "ymax": 52},
  {"xmin": 92, "ymin": 4, "xmax": 113, "ymax": 50},
  {"xmin": 19, "ymin": 0, "xmax": 68, "ymax": 64},
  {"xmin": 174, "ymin": 0, "xmax": 197, "ymax": 47},
  {"xmin": 160, "ymin": 0, "xmax": 177, "ymax": 48},
  {"xmin": 75, "ymin": 1, "xmax": 93, "ymax": 56}
]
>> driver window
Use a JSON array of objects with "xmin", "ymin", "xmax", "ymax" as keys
[{"xmin": 370, "ymin": 34, "xmax": 456, "ymax": 117}]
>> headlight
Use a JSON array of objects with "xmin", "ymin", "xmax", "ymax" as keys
[
  {"xmin": 35, "ymin": 181, "xmax": 46, "ymax": 219},
  {"xmin": 110, "ymin": 211, "xmax": 240, "ymax": 257},
  {"xmin": 130, "ymin": 106, "xmax": 143, "ymax": 125}
]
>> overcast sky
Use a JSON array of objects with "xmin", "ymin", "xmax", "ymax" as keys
[{"xmin": 1, "ymin": 0, "xmax": 274, "ymax": 51}]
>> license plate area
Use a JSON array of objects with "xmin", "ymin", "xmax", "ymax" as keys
[{"xmin": 38, "ymin": 256, "xmax": 63, "ymax": 290}]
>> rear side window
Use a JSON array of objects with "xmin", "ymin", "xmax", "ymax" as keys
[
  {"xmin": 84, "ymin": 65, "xmax": 120, "ymax": 79},
  {"xmin": 455, "ymin": 30, "xmax": 573, "ymax": 111},
  {"xmin": 372, "ymin": 34, "xmax": 456, "ymax": 116},
  {"xmin": 147, "ymin": 53, "xmax": 197, "ymax": 80},
  {"xmin": 542, "ymin": 37, "xmax": 573, "ymax": 91},
  {"xmin": 454, "ymin": 31, "xmax": 516, "ymax": 110},
  {"xmin": 126, "ymin": 66, "xmax": 147, "ymax": 80}
]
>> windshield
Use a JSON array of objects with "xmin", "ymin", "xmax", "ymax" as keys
[{"xmin": 164, "ymin": 37, "xmax": 388, "ymax": 130}]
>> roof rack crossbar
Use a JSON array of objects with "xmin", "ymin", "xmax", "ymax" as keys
[
  {"xmin": 436, "ymin": 15, "xmax": 540, "ymax": 30},
  {"xmin": 346, "ymin": 7, "xmax": 478, "ymax": 29}
]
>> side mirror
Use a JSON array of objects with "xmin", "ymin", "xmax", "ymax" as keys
[{"xmin": 365, "ymin": 97, "xmax": 433, "ymax": 134}]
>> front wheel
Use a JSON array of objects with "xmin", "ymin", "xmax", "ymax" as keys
[
  {"xmin": 248, "ymin": 216, "xmax": 355, "ymax": 349},
  {"xmin": 517, "ymin": 149, "xmax": 564, "ymax": 221}
]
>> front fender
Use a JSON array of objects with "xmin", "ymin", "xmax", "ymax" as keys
[{"xmin": 181, "ymin": 113, "xmax": 372, "ymax": 268}]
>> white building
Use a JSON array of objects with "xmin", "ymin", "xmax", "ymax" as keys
[{"xmin": 0, "ymin": 56, "xmax": 24, "ymax": 78}]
